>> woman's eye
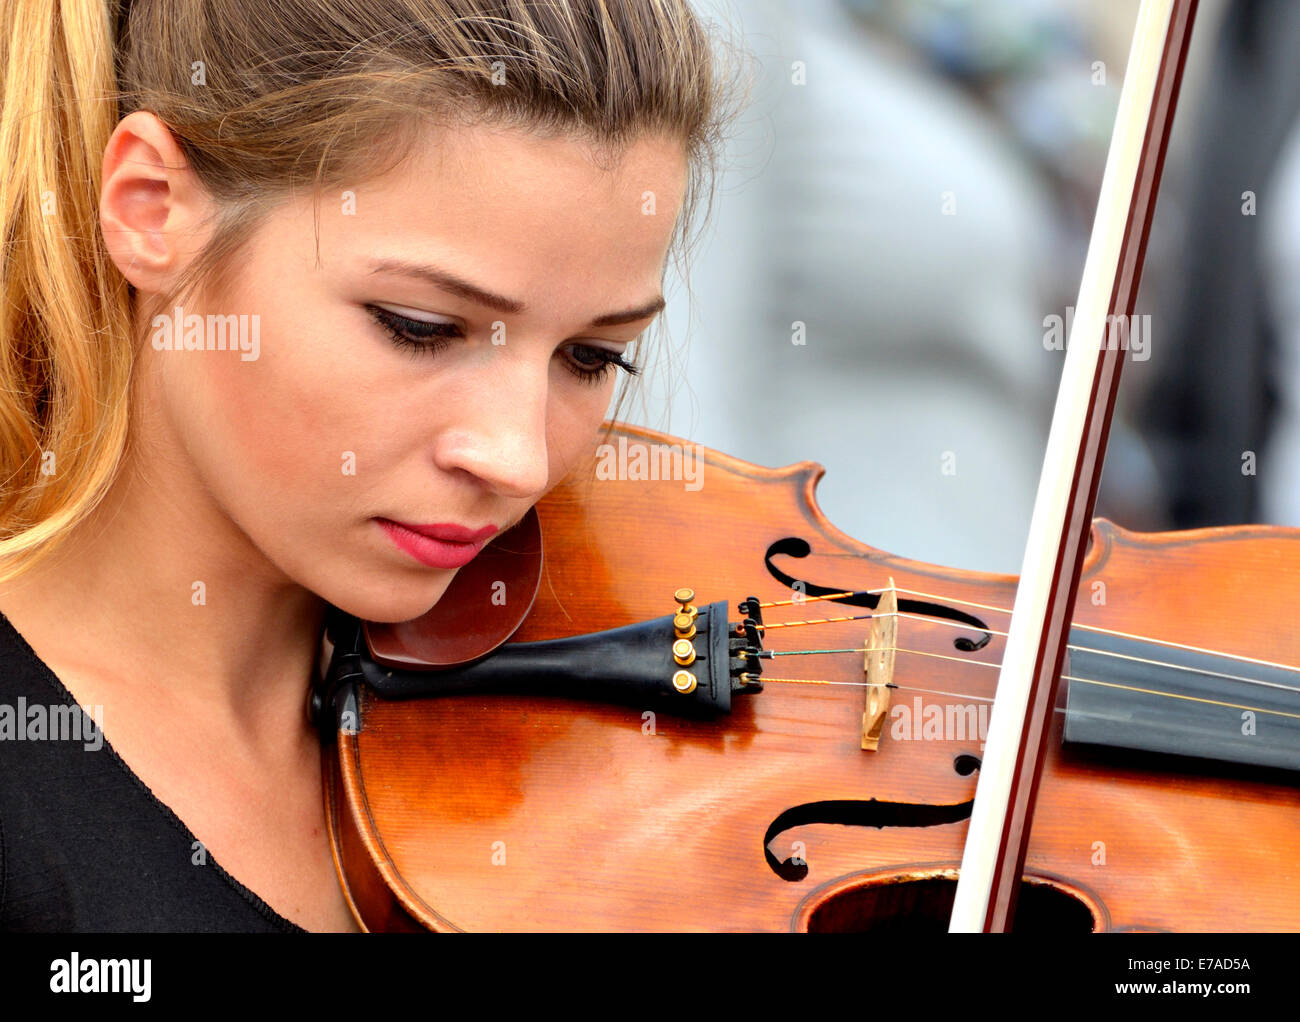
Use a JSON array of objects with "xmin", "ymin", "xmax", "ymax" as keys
[
  {"xmin": 366, "ymin": 304, "xmax": 639, "ymax": 383},
  {"xmin": 367, "ymin": 305, "xmax": 461, "ymax": 357},
  {"xmin": 562, "ymin": 343, "xmax": 640, "ymax": 385}
]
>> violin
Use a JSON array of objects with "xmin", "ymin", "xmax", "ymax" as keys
[
  {"xmin": 311, "ymin": 0, "xmax": 1300, "ymax": 932},
  {"xmin": 311, "ymin": 421, "xmax": 1300, "ymax": 932}
]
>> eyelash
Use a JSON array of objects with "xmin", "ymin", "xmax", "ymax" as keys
[{"xmin": 365, "ymin": 305, "xmax": 640, "ymax": 385}]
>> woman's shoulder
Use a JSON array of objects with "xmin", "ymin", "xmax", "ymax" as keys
[
  {"xmin": 0, "ymin": 609, "xmax": 100, "ymax": 755},
  {"xmin": 0, "ymin": 610, "xmax": 304, "ymax": 932},
  {"xmin": 0, "ymin": 607, "xmax": 78, "ymax": 734},
  {"xmin": 0, "ymin": 609, "xmax": 122, "ymax": 928}
]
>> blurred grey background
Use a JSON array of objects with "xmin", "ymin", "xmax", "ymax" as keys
[{"xmin": 628, "ymin": 0, "xmax": 1300, "ymax": 575}]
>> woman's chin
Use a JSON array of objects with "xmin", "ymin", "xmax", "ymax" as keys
[{"xmin": 321, "ymin": 573, "xmax": 456, "ymax": 624}]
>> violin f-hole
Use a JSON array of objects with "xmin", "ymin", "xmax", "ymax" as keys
[
  {"xmin": 762, "ymin": 798, "xmax": 976, "ymax": 881},
  {"xmin": 762, "ymin": 538, "xmax": 994, "ymax": 651}
]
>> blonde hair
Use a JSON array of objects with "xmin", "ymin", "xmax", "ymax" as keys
[{"xmin": 0, "ymin": 0, "xmax": 748, "ymax": 581}]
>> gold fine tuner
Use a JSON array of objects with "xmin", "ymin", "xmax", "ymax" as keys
[
  {"xmin": 672, "ymin": 588, "xmax": 699, "ymax": 679},
  {"xmin": 673, "ymin": 586, "xmax": 698, "ymax": 640},
  {"xmin": 672, "ymin": 638, "xmax": 696, "ymax": 666}
]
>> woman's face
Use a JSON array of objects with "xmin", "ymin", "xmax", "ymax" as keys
[{"xmin": 119, "ymin": 119, "xmax": 687, "ymax": 622}]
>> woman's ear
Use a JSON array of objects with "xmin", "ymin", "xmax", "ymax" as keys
[{"xmin": 99, "ymin": 110, "xmax": 214, "ymax": 295}]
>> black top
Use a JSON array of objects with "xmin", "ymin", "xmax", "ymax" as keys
[{"xmin": 0, "ymin": 610, "xmax": 305, "ymax": 932}]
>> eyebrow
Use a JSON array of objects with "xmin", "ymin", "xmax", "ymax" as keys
[{"xmin": 367, "ymin": 258, "xmax": 666, "ymax": 328}]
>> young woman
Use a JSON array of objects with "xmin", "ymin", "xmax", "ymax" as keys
[{"xmin": 0, "ymin": 0, "xmax": 744, "ymax": 931}]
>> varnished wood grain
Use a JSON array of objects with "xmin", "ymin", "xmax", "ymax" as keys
[{"xmin": 331, "ymin": 424, "xmax": 1300, "ymax": 932}]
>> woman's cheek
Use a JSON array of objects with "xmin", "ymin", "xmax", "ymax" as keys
[
  {"xmin": 174, "ymin": 334, "xmax": 345, "ymax": 526},
  {"xmin": 546, "ymin": 378, "xmax": 617, "ymax": 488}
]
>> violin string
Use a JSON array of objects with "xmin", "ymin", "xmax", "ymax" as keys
[
  {"xmin": 759, "ymin": 648, "xmax": 849, "ymax": 657},
  {"xmin": 881, "ymin": 604, "xmax": 1300, "ymax": 678},
  {"xmin": 743, "ymin": 674, "xmax": 879, "ymax": 687},
  {"xmin": 855, "ymin": 684, "xmax": 1246, "ymax": 732},
  {"xmin": 756, "ymin": 600, "xmax": 1300, "ymax": 679},
  {"xmin": 764, "ymin": 644, "xmax": 991, "ymax": 670},
  {"xmin": 846, "ymin": 684, "xmax": 1270, "ymax": 732},
  {"xmin": 1060, "ymin": 676, "xmax": 1300, "ymax": 721},
  {"xmin": 765, "ymin": 626, "xmax": 1300, "ymax": 698},
  {"xmin": 756, "ymin": 584, "xmax": 1300, "ymax": 676},
  {"xmin": 755, "ymin": 590, "xmax": 857, "ymax": 609},
  {"xmin": 1058, "ymin": 644, "xmax": 1300, "ymax": 695},
  {"xmin": 844, "ymin": 684, "xmax": 1164, "ymax": 732},
  {"xmin": 753, "ymin": 674, "xmax": 1281, "ymax": 730},
  {"xmin": 755, "ymin": 658, "xmax": 1300, "ymax": 723},
  {"xmin": 887, "ymin": 682, "xmax": 996, "ymax": 704},
  {"xmin": 763, "ymin": 640, "xmax": 1300, "ymax": 701},
  {"xmin": 749, "ymin": 612, "xmax": 874, "ymax": 631}
]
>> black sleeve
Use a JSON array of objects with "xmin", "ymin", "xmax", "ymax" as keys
[{"xmin": 0, "ymin": 805, "xmax": 7, "ymax": 928}]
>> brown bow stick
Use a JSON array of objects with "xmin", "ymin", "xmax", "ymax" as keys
[{"xmin": 949, "ymin": 0, "xmax": 1200, "ymax": 933}]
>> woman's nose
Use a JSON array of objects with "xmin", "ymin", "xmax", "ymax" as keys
[{"xmin": 431, "ymin": 359, "xmax": 551, "ymax": 499}]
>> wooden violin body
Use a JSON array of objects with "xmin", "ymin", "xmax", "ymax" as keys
[{"xmin": 322, "ymin": 424, "xmax": 1300, "ymax": 932}]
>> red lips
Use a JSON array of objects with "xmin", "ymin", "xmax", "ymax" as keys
[
  {"xmin": 394, "ymin": 522, "xmax": 499, "ymax": 543},
  {"xmin": 376, "ymin": 519, "xmax": 499, "ymax": 569}
]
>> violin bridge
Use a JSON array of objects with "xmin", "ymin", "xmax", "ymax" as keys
[{"xmin": 861, "ymin": 578, "xmax": 897, "ymax": 751}]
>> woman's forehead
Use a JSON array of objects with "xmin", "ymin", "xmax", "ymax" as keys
[{"xmin": 281, "ymin": 124, "xmax": 686, "ymax": 308}]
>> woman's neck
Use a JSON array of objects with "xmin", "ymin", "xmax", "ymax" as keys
[{"xmin": 0, "ymin": 423, "xmax": 326, "ymax": 754}]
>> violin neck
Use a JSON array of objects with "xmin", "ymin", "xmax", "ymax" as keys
[{"xmin": 1063, "ymin": 630, "xmax": 1300, "ymax": 774}]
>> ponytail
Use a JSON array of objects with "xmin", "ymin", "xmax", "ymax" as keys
[{"xmin": 0, "ymin": 1, "xmax": 134, "ymax": 581}]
